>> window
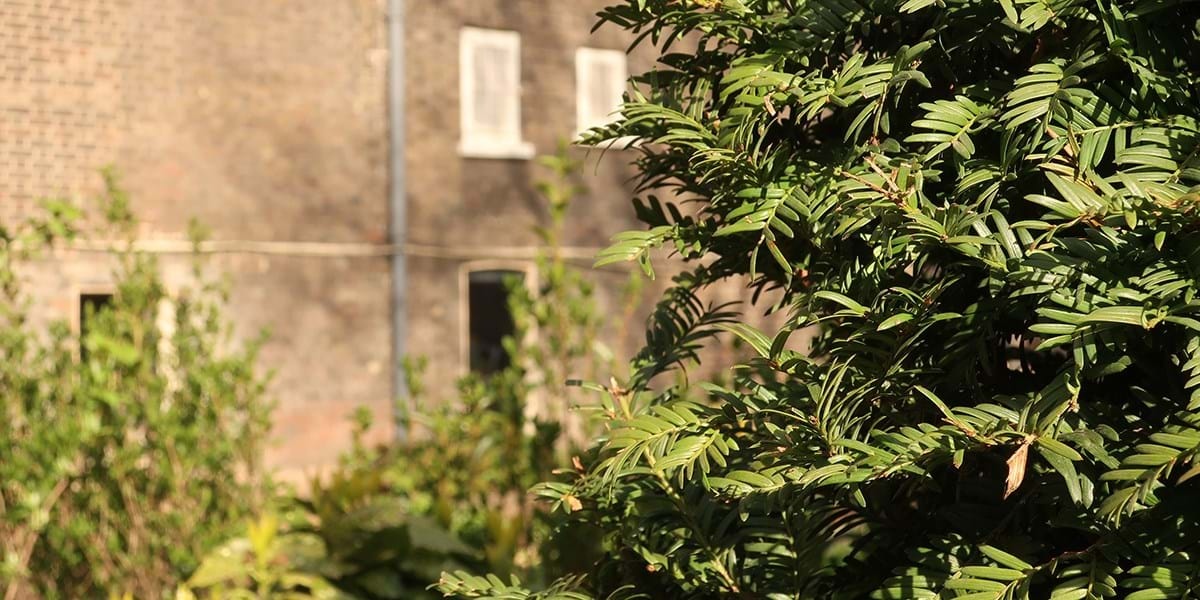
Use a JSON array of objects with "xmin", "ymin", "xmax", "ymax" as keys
[
  {"xmin": 467, "ymin": 270, "xmax": 524, "ymax": 375},
  {"xmin": 79, "ymin": 292, "xmax": 114, "ymax": 337},
  {"xmin": 459, "ymin": 27, "xmax": 534, "ymax": 159},
  {"xmin": 79, "ymin": 292, "xmax": 114, "ymax": 360},
  {"xmin": 575, "ymin": 47, "xmax": 628, "ymax": 137}
]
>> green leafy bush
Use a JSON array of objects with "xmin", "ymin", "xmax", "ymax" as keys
[
  {"xmin": 179, "ymin": 490, "xmax": 477, "ymax": 600},
  {"xmin": 182, "ymin": 355, "xmax": 565, "ymax": 600},
  {"xmin": 186, "ymin": 147, "xmax": 614, "ymax": 599},
  {"xmin": 0, "ymin": 177, "xmax": 271, "ymax": 598},
  {"xmin": 177, "ymin": 514, "xmax": 350, "ymax": 600},
  {"xmin": 441, "ymin": 1, "xmax": 1200, "ymax": 598}
]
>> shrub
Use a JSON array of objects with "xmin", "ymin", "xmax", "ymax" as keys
[
  {"xmin": 185, "ymin": 147, "xmax": 614, "ymax": 599},
  {"xmin": 179, "ymin": 484, "xmax": 478, "ymax": 600},
  {"xmin": 0, "ymin": 177, "xmax": 271, "ymax": 598},
  {"xmin": 441, "ymin": 1, "xmax": 1200, "ymax": 598},
  {"xmin": 176, "ymin": 514, "xmax": 349, "ymax": 600},
  {"xmin": 183, "ymin": 355, "xmax": 564, "ymax": 600}
]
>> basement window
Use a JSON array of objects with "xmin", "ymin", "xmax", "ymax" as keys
[
  {"xmin": 459, "ymin": 27, "xmax": 534, "ymax": 159},
  {"xmin": 79, "ymin": 292, "xmax": 114, "ymax": 337},
  {"xmin": 79, "ymin": 292, "xmax": 114, "ymax": 360},
  {"xmin": 467, "ymin": 270, "xmax": 523, "ymax": 375},
  {"xmin": 575, "ymin": 47, "xmax": 628, "ymax": 137}
]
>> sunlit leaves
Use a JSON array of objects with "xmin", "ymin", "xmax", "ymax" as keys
[
  {"xmin": 906, "ymin": 96, "xmax": 992, "ymax": 160},
  {"xmin": 446, "ymin": 0, "xmax": 1200, "ymax": 597}
]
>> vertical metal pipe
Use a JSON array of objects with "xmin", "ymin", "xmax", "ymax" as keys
[{"xmin": 387, "ymin": 0, "xmax": 408, "ymax": 438}]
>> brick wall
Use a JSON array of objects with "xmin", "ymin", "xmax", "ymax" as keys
[
  {"xmin": 0, "ymin": 0, "xmax": 791, "ymax": 479},
  {"xmin": 402, "ymin": 0, "xmax": 668, "ymax": 390},
  {"xmin": 0, "ymin": 0, "xmax": 394, "ymax": 480}
]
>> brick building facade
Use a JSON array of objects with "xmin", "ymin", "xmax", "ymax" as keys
[
  {"xmin": 0, "ymin": 1, "xmax": 770, "ymax": 479},
  {"xmin": 0, "ymin": 1, "xmax": 653, "ymax": 478},
  {"xmin": 2, "ymin": 0, "xmax": 393, "ymax": 479},
  {"xmin": 401, "ymin": 1, "xmax": 665, "ymax": 394}
]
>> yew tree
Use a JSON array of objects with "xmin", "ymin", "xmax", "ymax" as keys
[{"xmin": 442, "ymin": 0, "xmax": 1200, "ymax": 598}]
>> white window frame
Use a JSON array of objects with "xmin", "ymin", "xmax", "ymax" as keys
[
  {"xmin": 458, "ymin": 27, "xmax": 535, "ymax": 160},
  {"xmin": 575, "ymin": 47, "xmax": 629, "ymax": 139}
]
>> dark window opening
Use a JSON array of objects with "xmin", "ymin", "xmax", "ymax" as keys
[
  {"xmin": 80, "ymin": 293, "xmax": 114, "ymax": 337},
  {"xmin": 468, "ymin": 270, "xmax": 521, "ymax": 375},
  {"xmin": 79, "ymin": 293, "xmax": 114, "ymax": 361}
]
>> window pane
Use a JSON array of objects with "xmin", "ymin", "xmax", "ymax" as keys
[
  {"xmin": 473, "ymin": 43, "xmax": 509, "ymax": 135},
  {"xmin": 576, "ymin": 48, "xmax": 626, "ymax": 134},
  {"xmin": 588, "ymin": 60, "xmax": 618, "ymax": 125},
  {"xmin": 468, "ymin": 270, "xmax": 521, "ymax": 375}
]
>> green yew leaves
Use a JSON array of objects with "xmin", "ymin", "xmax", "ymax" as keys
[{"xmin": 446, "ymin": 0, "xmax": 1200, "ymax": 598}]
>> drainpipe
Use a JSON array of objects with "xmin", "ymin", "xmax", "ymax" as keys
[{"xmin": 387, "ymin": 0, "xmax": 408, "ymax": 439}]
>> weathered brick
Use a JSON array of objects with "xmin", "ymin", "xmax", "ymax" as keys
[
  {"xmin": 0, "ymin": 1, "xmax": 787, "ymax": 479},
  {"xmin": 1, "ymin": 0, "xmax": 392, "ymax": 475}
]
